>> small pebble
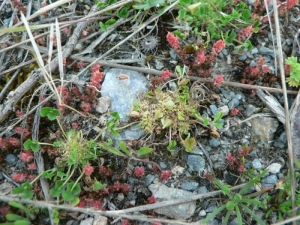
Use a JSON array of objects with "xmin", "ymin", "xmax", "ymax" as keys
[
  {"xmin": 267, "ymin": 163, "xmax": 282, "ymax": 174},
  {"xmin": 209, "ymin": 138, "xmax": 221, "ymax": 147},
  {"xmin": 181, "ymin": 181, "xmax": 199, "ymax": 191},
  {"xmin": 145, "ymin": 174, "xmax": 155, "ymax": 186},
  {"xmin": 209, "ymin": 105, "xmax": 218, "ymax": 115},
  {"xmin": 252, "ymin": 159, "xmax": 262, "ymax": 169},
  {"xmin": 219, "ymin": 105, "xmax": 229, "ymax": 116},
  {"xmin": 261, "ymin": 175, "xmax": 278, "ymax": 188},
  {"xmin": 6, "ymin": 154, "xmax": 18, "ymax": 166},
  {"xmin": 228, "ymin": 98, "xmax": 239, "ymax": 109},
  {"xmin": 259, "ymin": 46, "xmax": 273, "ymax": 54},
  {"xmin": 238, "ymin": 54, "xmax": 247, "ymax": 60},
  {"xmin": 199, "ymin": 210, "xmax": 206, "ymax": 217}
]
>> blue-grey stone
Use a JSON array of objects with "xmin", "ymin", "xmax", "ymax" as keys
[
  {"xmin": 220, "ymin": 140, "xmax": 229, "ymax": 148},
  {"xmin": 273, "ymin": 132, "xmax": 286, "ymax": 148},
  {"xmin": 262, "ymin": 175, "xmax": 278, "ymax": 188},
  {"xmin": 119, "ymin": 124, "xmax": 146, "ymax": 141},
  {"xmin": 6, "ymin": 154, "xmax": 18, "ymax": 166},
  {"xmin": 228, "ymin": 98, "xmax": 240, "ymax": 110},
  {"xmin": 252, "ymin": 158, "xmax": 262, "ymax": 169},
  {"xmin": 181, "ymin": 181, "xmax": 199, "ymax": 191},
  {"xmin": 238, "ymin": 54, "xmax": 247, "ymax": 60},
  {"xmin": 197, "ymin": 186, "xmax": 208, "ymax": 194},
  {"xmin": 159, "ymin": 162, "xmax": 168, "ymax": 169},
  {"xmin": 220, "ymin": 88, "xmax": 231, "ymax": 100},
  {"xmin": 249, "ymin": 60, "xmax": 257, "ymax": 67},
  {"xmin": 259, "ymin": 46, "xmax": 273, "ymax": 54},
  {"xmin": 145, "ymin": 174, "xmax": 155, "ymax": 186},
  {"xmin": 209, "ymin": 105, "xmax": 218, "ymax": 115},
  {"xmin": 245, "ymin": 52, "xmax": 254, "ymax": 59},
  {"xmin": 187, "ymin": 155, "xmax": 205, "ymax": 172},
  {"xmin": 206, "ymin": 205, "xmax": 218, "ymax": 213},
  {"xmin": 251, "ymin": 47, "xmax": 259, "ymax": 54},
  {"xmin": 209, "ymin": 138, "xmax": 221, "ymax": 147},
  {"xmin": 101, "ymin": 68, "xmax": 148, "ymax": 123},
  {"xmin": 228, "ymin": 98, "xmax": 239, "ymax": 109},
  {"xmin": 246, "ymin": 104, "xmax": 256, "ymax": 117},
  {"xmin": 222, "ymin": 48, "xmax": 228, "ymax": 56}
]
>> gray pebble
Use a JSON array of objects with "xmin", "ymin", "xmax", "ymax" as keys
[
  {"xmin": 220, "ymin": 88, "xmax": 231, "ymax": 99},
  {"xmin": 222, "ymin": 48, "xmax": 228, "ymax": 56},
  {"xmin": 252, "ymin": 158, "xmax": 262, "ymax": 169},
  {"xmin": 206, "ymin": 205, "xmax": 218, "ymax": 213},
  {"xmin": 159, "ymin": 162, "xmax": 168, "ymax": 169},
  {"xmin": 267, "ymin": 163, "xmax": 282, "ymax": 174},
  {"xmin": 197, "ymin": 186, "xmax": 208, "ymax": 194},
  {"xmin": 209, "ymin": 105, "xmax": 218, "ymax": 115},
  {"xmin": 209, "ymin": 138, "xmax": 221, "ymax": 147},
  {"xmin": 245, "ymin": 52, "xmax": 254, "ymax": 59},
  {"xmin": 181, "ymin": 181, "xmax": 199, "ymax": 191},
  {"xmin": 246, "ymin": 104, "xmax": 257, "ymax": 117},
  {"xmin": 251, "ymin": 47, "xmax": 259, "ymax": 54},
  {"xmin": 228, "ymin": 98, "xmax": 239, "ymax": 109},
  {"xmin": 238, "ymin": 54, "xmax": 247, "ymax": 61},
  {"xmin": 249, "ymin": 60, "xmax": 257, "ymax": 67},
  {"xmin": 261, "ymin": 175, "xmax": 278, "ymax": 188},
  {"xmin": 187, "ymin": 155, "xmax": 205, "ymax": 173},
  {"xmin": 220, "ymin": 140, "xmax": 229, "ymax": 148},
  {"xmin": 145, "ymin": 174, "xmax": 155, "ymax": 186},
  {"xmin": 259, "ymin": 46, "xmax": 273, "ymax": 54},
  {"xmin": 219, "ymin": 105, "xmax": 229, "ymax": 116},
  {"xmin": 6, "ymin": 154, "xmax": 18, "ymax": 166}
]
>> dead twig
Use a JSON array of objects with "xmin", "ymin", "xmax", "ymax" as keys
[{"xmin": 272, "ymin": 0, "xmax": 296, "ymax": 223}]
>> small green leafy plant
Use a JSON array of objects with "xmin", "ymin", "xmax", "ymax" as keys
[
  {"xmin": 285, "ymin": 56, "xmax": 300, "ymax": 87},
  {"xmin": 265, "ymin": 158, "xmax": 300, "ymax": 221},
  {"xmin": 1, "ymin": 202, "xmax": 38, "ymax": 225},
  {"xmin": 176, "ymin": 0, "xmax": 259, "ymax": 49},
  {"xmin": 203, "ymin": 169, "xmax": 268, "ymax": 225}
]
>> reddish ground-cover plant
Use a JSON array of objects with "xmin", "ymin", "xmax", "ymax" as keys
[
  {"xmin": 226, "ymin": 146, "xmax": 251, "ymax": 172},
  {"xmin": 166, "ymin": 31, "xmax": 226, "ymax": 79},
  {"xmin": 160, "ymin": 170, "xmax": 172, "ymax": 181},
  {"xmin": 134, "ymin": 166, "xmax": 145, "ymax": 177}
]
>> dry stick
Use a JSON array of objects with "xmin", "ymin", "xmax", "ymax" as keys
[
  {"xmin": 0, "ymin": 196, "xmax": 196, "ymax": 225},
  {"xmin": 32, "ymin": 92, "xmax": 55, "ymax": 225},
  {"xmin": 0, "ymin": 5, "xmax": 98, "ymax": 123},
  {"xmin": 0, "ymin": 183, "xmax": 246, "ymax": 224},
  {"xmin": 0, "ymin": 94, "xmax": 54, "ymax": 137},
  {"xmin": 0, "ymin": 0, "xmax": 73, "ymax": 36},
  {"xmin": 272, "ymin": 0, "xmax": 296, "ymax": 223},
  {"xmin": 76, "ymin": 0, "xmax": 179, "ymax": 77},
  {"xmin": 17, "ymin": 0, "xmax": 33, "ymax": 61},
  {"xmin": 79, "ymin": 16, "xmax": 134, "ymax": 55},
  {"xmin": 70, "ymin": 54, "xmax": 298, "ymax": 95}
]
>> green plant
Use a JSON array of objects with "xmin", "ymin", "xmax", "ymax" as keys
[
  {"xmin": 285, "ymin": 56, "xmax": 300, "ymax": 87},
  {"xmin": 131, "ymin": 76, "xmax": 223, "ymax": 152},
  {"xmin": 265, "ymin": 158, "xmax": 300, "ymax": 221},
  {"xmin": 176, "ymin": 0, "xmax": 259, "ymax": 50},
  {"xmin": 0, "ymin": 202, "xmax": 38, "ymax": 225},
  {"xmin": 203, "ymin": 169, "xmax": 268, "ymax": 225}
]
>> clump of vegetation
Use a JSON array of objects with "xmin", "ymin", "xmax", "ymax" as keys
[
  {"xmin": 285, "ymin": 56, "xmax": 300, "ymax": 87},
  {"xmin": 203, "ymin": 169, "xmax": 268, "ymax": 225},
  {"xmin": 135, "ymin": 79, "xmax": 201, "ymax": 135},
  {"xmin": 131, "ymin": 75, "xmax": 223, "ymax": 152}
]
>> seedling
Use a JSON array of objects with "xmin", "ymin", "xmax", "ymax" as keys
[{"xmin": 203, "ymin": 169, "xmax": 268, "ymax": 225}]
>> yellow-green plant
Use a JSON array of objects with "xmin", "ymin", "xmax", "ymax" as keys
[
  {"xmin": 285, "ymin": 57, "xmax": 300, "ymax": 87},
  {"xmin": 132, "ymin": 78, "xmax": 223, "ymax": 152}
]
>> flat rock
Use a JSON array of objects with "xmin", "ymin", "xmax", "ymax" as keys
[
  {"xmin": 251, "ymin": 116, "xmax": 279, "ymax": 147},
  {"xmin": 101, "ymin": 68, "xmax": 148, "ymax": 122},
  {"xmin": 148, "ymin": 183, "xmax": 196, "ymax": 219}
]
